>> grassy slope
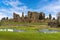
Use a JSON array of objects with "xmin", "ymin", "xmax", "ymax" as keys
[{"xmin": 0, "ymin": 32, "xmax": 60, "ymax": 40}]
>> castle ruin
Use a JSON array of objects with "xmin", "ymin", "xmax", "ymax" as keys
[{"xmin": 1, "ymin": 11, "xmax": 46, "ymax": 23}]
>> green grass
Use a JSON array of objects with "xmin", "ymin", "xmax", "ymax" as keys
[
  {"xmin": 0, "ymin": 22, "xmax": 60, "ymax": 40},
  {"xmin": 0, "ymin": 32, "xmax": 60, "ymax": 40}
]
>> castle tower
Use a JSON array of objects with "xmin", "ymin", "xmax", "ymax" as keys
[
  {"xmin": 22, "ymin": 12, "xmax": 24, "ymax": 22},
  {"xmin": 28, "ymin": 11, "xmax": 32, "ymax": 23},
  {"xmin": 13, "ymin": 12, "xmax": 20, "ymax": 22}
]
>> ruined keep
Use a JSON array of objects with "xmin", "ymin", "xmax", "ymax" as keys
[{"xmin": 28, "ymin": 11, "xmax": 39, "ymax": 22}]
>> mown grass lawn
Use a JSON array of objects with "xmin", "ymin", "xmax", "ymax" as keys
[{"xmin": 0, "ymin": 32, "xmax": 60, "ymax": 40}]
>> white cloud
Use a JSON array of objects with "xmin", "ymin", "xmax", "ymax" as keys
[
  {"xmin": 35, "ymin": 0, "xmax": 60, "ymax": 19},
  {"xmin": 0, "ymin": 0, "xmax": 30, "ymax": 20}
]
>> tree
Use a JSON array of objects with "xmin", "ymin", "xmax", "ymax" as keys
[
  {"xmin": 53, "ymin": 17, "xmax": 55, "ymax": 20},
  {"xmin": 49, "ymin": 14, "xmax": 52, "ymax": 20},
  {"xmin": 39, "ymin": 13, "xmax": 42, "ymax": 20},
  {"xmin": 6, "ymin": 17, "xmax": 8, "ymax": 20},
  {"xmin": 39, "ymin": 12, "xmax": 45, "ymax": 20}
]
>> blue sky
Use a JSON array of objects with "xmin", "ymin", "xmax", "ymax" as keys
[{"xmin": 0, "ymin": 0, "xmax": 60, "ymax": 19}]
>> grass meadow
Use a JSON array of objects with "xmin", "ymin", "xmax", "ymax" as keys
[{"xmin": 0, "ymin": 22, "xmax": 60, "ymax": 40}]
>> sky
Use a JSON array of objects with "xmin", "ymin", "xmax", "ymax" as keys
[{"xmin": 0, "ymin": 0, "xmax": 60, "ymax": 19}]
